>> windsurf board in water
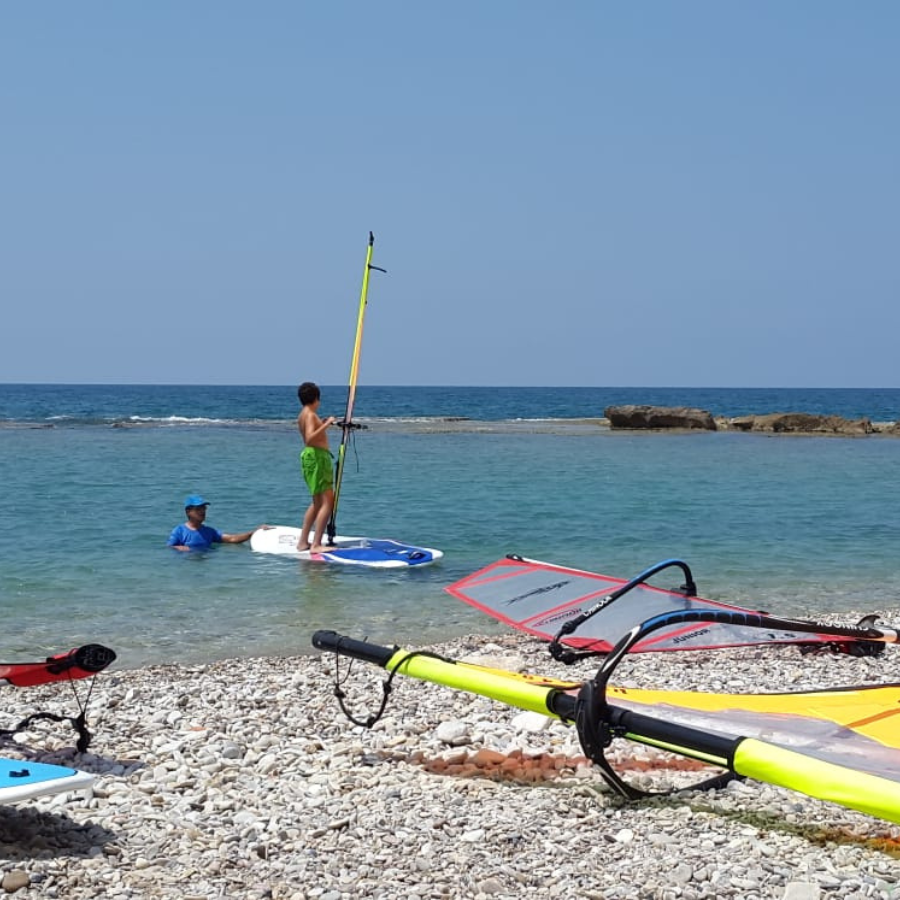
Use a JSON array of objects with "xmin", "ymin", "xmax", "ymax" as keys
[
  {"xmin": 250, "ymin": 526, "xmax": 443, "ymax": 569},
  {"xmin": 0, "ymin": 757, "xmax": 95, "ymax": 804}
]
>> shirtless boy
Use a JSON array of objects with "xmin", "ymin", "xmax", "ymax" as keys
[{"xmin": 296, "ymin": 382, "xmax": 337, "ymax": 552}]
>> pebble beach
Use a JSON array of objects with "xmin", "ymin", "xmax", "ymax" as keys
[{"xmin": 3, "ymin": 625, "xmax": 900, "ymax": 900}]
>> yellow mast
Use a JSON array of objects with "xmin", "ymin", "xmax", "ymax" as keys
[{"xmin": 327, "ymin": 232, "xmax": 385, "ymax": 541}]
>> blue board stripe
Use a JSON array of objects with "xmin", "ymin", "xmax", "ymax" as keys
[{"xmin": 0, "ymin": 758, "xmax": 77, "ymax": 788}]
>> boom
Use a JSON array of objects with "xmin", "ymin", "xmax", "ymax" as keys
[{"xmin": 312, "ymin": 627, "xmax": 900, "ymax": 824}]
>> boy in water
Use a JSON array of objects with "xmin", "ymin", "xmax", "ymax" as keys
[{"xmin": 296, "ymin": 382, "xmax": 337, "ymax": 552}]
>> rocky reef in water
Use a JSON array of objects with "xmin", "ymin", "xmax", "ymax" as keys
[{"xmin": 604, "ymin": 404, "xmax": 900, "ymax": 435}]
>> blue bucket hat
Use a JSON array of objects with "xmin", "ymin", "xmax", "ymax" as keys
[{"xmin": 184, "ymin": 494, "xmax": 210, "ymax": 508}]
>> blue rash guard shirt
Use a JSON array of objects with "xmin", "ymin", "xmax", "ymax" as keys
[{"xmin": 167, "ymin": 524, "xmax": 223, "ymax": 550}]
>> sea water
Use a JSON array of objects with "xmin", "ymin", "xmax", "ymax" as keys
[{"xmin": 2, "ymin": 384, "xmax": 900, "ymax": 668}]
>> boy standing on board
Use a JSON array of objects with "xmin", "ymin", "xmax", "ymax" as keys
[{"xmin": 297, "ymin": 382, "xmax": 336, "ymax": 552}]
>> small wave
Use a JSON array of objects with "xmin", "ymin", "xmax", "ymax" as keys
[
  {"xmin": 115, "ymin": 416, "xmax": 286, "ymax": 429},
  {"xmin": 4, "ymin": 415, "xmax": 288, "ymax": 429},
  {"xmin": 128, "ymin": 415, "xmax": 231, "ymax": 425}
]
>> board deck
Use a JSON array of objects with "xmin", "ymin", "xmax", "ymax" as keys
[
  {"xmin": 0, "ymin": 757, "xmax": 95, "ymax": 804},
  {"xmin": 250, "ymin": 526, "xmax": 443, "ymax": 569}
]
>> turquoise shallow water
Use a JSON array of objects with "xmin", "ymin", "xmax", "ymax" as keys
[{"xmin": 2, "ymin": 385, "xmax": 900, "ymax": 668}]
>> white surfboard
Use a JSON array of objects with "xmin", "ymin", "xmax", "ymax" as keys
[
  {"xmin": 250, "ymin": 526, "xmax": 443, "ymax": 569},
  {"xmin": 0, "ymin": 757, "xmax": 95, "ymax": 804}
]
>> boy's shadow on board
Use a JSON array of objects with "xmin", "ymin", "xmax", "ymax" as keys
[{"xmin": 0, "ymin": 805, "xmax": 117, "ymax": 859}]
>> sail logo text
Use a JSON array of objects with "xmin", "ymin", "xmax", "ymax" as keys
[
  {"xmin": 671, "ymin": 628, "xmax": 711, "ymax": 644},
  {"xmin": 503, "ymin": 580, "xmax": 571, "ymax": 606},
  {"xmin": 535, "ymin": 608, "xmax": 585, "ymax": 628}
]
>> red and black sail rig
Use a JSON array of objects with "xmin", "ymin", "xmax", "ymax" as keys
[
  {"xmin": 0, "ymin": 644, "xmax": 117, "ymax": 752},
  {"xmin": 312, "ymin": 613, "xmax": 900, "ymax": 824},
  {"xmin": 447, "ymin": 555, "xmax": 887, "ymax": 661}
]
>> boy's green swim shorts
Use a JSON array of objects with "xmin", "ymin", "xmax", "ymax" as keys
[{"xmin": 300, "ymin": 446, "xmax": 334, "ymax": 495}]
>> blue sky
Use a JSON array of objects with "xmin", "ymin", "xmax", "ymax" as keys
[{"xmin": 2, "ymin": 2, "xmax": 897, "ymax": 387}]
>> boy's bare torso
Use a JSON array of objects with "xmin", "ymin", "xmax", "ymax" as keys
[{"xmin": 298, "ymin": 407, "xmax": 329, "ymax": 449}]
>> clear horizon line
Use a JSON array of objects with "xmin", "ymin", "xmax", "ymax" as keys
[{"xmin": 3, "ymin": 381, "xmax": 900, "ymax": 391}]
